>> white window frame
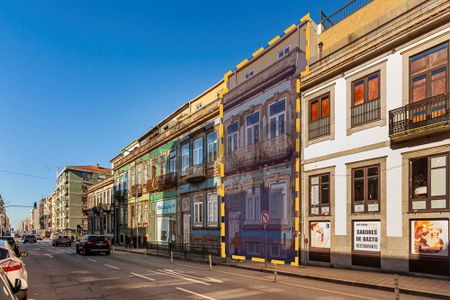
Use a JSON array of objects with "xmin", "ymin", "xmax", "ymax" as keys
[
  {"xmin": 137, "ymin": 165, "xmax": 142, "ymax": 185},
  {"xmin": 269, "ymin": 181, "xmax": 288, "ymax": 224},
  {"xmin": 226, "ymin": 122, "xmax": 239, "ymax": 153},
  {"xmin": 207, "ymin": 193, "xmax": 218, "ymax": 227},
  {"xmin": 193, "ymin": 195, "xmax": 203, "ymax": 227},
  {"xmin": 169, "ymin": 151, "xmax": 177, "ymax": 173},
  {"xmin": 245, "ymin": 186, "xmax": 261, "ymax": 223},
  {"xmin": 207, "ymin": 132, "xmax": 217, "ymax": 164},
  {"xmin": 193, "ymin": 137, "xmax": 203, "ymax": 165},
  {"xmin": 181, "ymin": 143, "xmax": 190, "ymax": 174},
  {"xmin": 277, "ymin": 46, "xmax": 291, "ymax": 59},
  {"xmin": 246, "ymin": 111, "xmax": 260, "ymax": 146},
  {"xmin": 269, "ymin": 99, "xmax": 286, "ymax": 139},
  {"xmin": 244, "ymin": 70, "xmax": 255, "ymax": 80}
]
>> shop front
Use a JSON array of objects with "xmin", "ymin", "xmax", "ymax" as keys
[{"xmin": 155, "ymin": 198, "xmax": 176, "ymax": 243}]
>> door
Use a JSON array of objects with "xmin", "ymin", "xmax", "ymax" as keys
[{"xmin": 183, "ymin": 213, "xmax": 191, "ymax": 245}]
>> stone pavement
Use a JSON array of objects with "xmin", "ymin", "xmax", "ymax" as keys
[{"xmin": 112, "ymin": 246, "xmax": 450, "ymax": 299}]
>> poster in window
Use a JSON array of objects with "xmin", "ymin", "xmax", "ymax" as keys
[
  {"xmin": 353, "ymin": 221, "xmax": 380, "ymax": 252},
  {"xmin": 411, "ymin": 220, "xmax": 448, "ymax": 257},
  {"xmin": 310, "ymin": 221, "xmax": 330, "ymax": 249}
]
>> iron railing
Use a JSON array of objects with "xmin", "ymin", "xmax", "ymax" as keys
[
  {"xmin": 320, "ymin": 0, "xmax": 373, "ymax": 30},
  {"xmin": 113, "ymin": 189, "xmax": 127, "ymax": 201},
  {"xmin": 185, "ymin": 165, "xmax": 206, "ymax": 182},
  {"xmin": 389, "ymin": 93, "xmax": 449, "ymax": 136},
  {"xmin": 351, "ymin": 98, "xmax": 381, "ymax": 127},
  {"xmin": 129, "ymin": 185, "xmax": 143, "ymax": 197},
  {"xmin": 309, "ymin": 116, "xmax": 330, "ymax": 140},
  {"xmin": 145, "ymin": 179, "xmax": 159, "ymax": 192},
  {"xmin": 157, "ymin": 172, "xmax": 178, "ymax": 189}
]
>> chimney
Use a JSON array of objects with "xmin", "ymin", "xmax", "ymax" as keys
[{"xmin": 96, "ymin": 163, "xmax": 100, "ymax": 168}]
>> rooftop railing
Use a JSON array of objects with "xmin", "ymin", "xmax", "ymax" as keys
[{"xmin": 320, "ymin": 0, "xmax": 373, "ymax": 31}]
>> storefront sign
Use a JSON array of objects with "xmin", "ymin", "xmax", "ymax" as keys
[
  {"xmin": 310, "ymin": 221, "xmax": 330, "ymax": 248},
  {"xmin": 156, "ymin": 199, "xmax": 176, "ymax": 215},
  {"xmin": 411, "ymin": 220, "xmax": 448, "ymax": 257},
  {"xmin": 353, "ymin": 221, "xmax": 380, "ymax": 252}
]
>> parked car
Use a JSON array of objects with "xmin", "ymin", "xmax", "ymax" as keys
[
  {"xmin": 0, "ymin": 267, "xmax": 22, "ymax": 300},
  {"xmin": 0, "ymin": 238, "xmax": 19, "ymax": 257},
  {"xmin": 22, "ymin": 235, "xmax": 36, "ymax": 244},
  {"xmin": 52, "ymin": 236, "xmax": 71, "ymax": 247},
  {"xmin": 0, "ymin": 241, "xmax": 28, "ymax": 300},
  {"xmin": 76, "ymin": 235, "xmax": 110, "ymax": 255}
]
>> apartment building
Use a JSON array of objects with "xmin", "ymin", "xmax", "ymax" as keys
[
  {"xmin": 111, "ymin": 81, "xmax": 224, "ymax": 248},
  {"xmin": 221, "ymin": 16, "xmax": 314, "ymax": 264},
  {"xmin": 53, "ymin": 165, "xmax": 111, "ymax": 234},
  {"xmin": 38, "ymin": 196, "xmax": 52, "ymax": 237},
  {"xmin": 87, "ymin": 176, "xmax": 114, "ymax": 236},
  {"xmin": 301, "ymin": 0, "xmax": 450, "ymax": 276}
]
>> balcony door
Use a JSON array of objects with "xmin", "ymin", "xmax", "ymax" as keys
[{"xmin": 269, "ymin": 99, "xmax": 286, "ymax": 139}]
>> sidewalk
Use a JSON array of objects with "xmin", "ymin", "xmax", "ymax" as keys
[
  {"xmin": 226, "ymin": 260, "xmax": 450, "ymax": 299},
  {"xmin": 112, "ymin": 245, "xmax": 449, "ymax": 299}
]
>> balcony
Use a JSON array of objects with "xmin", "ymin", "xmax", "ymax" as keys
[
  {"xmin": 224, "ymin": 133, "xmax": 294, "ymax": 173},
  {"xmin": 129, "ymin": 184, "xmax": 143, "ymax": 197},
  {"xmin": 146, "ymin": 178, "xmax": 159, "ymax": 193},
  {"xmin": 158, "ymin": 172, "xmax": 178, "ymax": 189},
  {"xmin": 185, "ymin": 165, "xmax": 206, "ymax": 183},
  {"xmin": 351, "ymin": 98, "xmax": 380, "ymax": 127},
  {"xmin": 389, "ymin": 93, "xmax": 450, "ymax": 143},
  {"xmin": 114, "ymin": 189, "xmax": 127, "ymax": 201},
  {"xmin": 309, "ymin": 117, "xmax": 330, "ymax": 140}
]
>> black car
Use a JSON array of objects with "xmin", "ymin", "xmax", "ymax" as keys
[
  {"xmin": 22, "ymin": 235, "xmax": 36, "ymax": 244},
  {"xmin": 0, "ymin": 237, "xmax": 19, "ymax": 257},
  {"xmin": 76, "ymin": 235, "xmax": 110, "ymax": 255},
  {"xmin": 52, "ymin": 236, "xmax": 71, "ymax": 247}
]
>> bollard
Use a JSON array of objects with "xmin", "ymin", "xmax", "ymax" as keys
[
  {"xmin": 394, "ymin": 274, "xmax": 399, "ymax": 300},
  {"xmin": 209, "ymin": 255, "xmax": 212, "ymax": 271},
  {"xmin": 273, "ymin": 264, "xmax": 277, "ymax": 282},
  {"xmin": 170, "ymin": 251, "xmax": 173, "ymax": 264}
]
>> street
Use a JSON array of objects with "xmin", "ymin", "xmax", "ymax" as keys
[{"xmin": 20, "ymin": 241, "xmax": 433, "ymax": 300}]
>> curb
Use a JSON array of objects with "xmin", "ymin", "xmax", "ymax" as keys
[{"xmin": 224, "ymin": 263, "xmax": 450, "ymax": 300}]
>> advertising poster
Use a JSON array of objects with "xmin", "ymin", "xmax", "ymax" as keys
[
  {"xmin": 310, "ymin": 221, "xmax": 331, "ymax": 248},
  {"xmin": 411, "ymin": 220, "xmax": 448, "ymax": 257},
  {"xmin": 353, "ymin": 221, "xmax": 380, "ymax": 252}
]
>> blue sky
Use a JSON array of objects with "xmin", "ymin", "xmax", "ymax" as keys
[{"xmin": 0, "ymin": 0, "xmax": 348, "ymax": 228}]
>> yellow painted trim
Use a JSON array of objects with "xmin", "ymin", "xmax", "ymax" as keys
[
  {"xmin": 295, "ymin": 178, "xmax": 299, "ymax": 192},
  {"xmin": 218, "ymin": 184, "xmax": 224, "ymax": 197},
  {"xmin": 252, "ymin": 47, "xmax": 265, "ymax": 58},
  {"xmin": 296, "ymin": 119, "xmax": 300, "ymax": 133},
  {"xmin": 219, "ymin": 162, "xmax": 224, "ymax": 177},
  {"xmin": 219, "ymin": 143, "xmax": 224, "ymax": 157},
  {"xmin": 295, "ymin": 158, "xmax": 300, "ymax": 173},
  {"xmin": 284, "ymin": 24, "xmax": 296, "ymax": 34},
  {"xmin": 271, "ymin": 259, "xmax": 285, "ymax": 265},
  {"xmin": 222, "ymin": 86, "xmax": 229, "ymax": 95},
  {"xmin": 296, "ymin": 97, "xmax": 300, "ymax": 113},
  {"xmin": 296, "ymin": 138, "xmax": 300, "ymax": 153},
  {"xmin": 268, "ymin": 35, "xmax": 280, "ymax": 46},
  {"xmin": 220, "ymin": 202, "xmax": 225, "ymax": 217},
  {"xmin": 295, "ymin": 216, "xmax": 299, "ymax": 232},
  {"xmin": 221, "ymin": 222, "xmax": 225, "ymax": 236},
  {"xmin": 295, "ymin": 236, "xmax": 299, "ymax": 251},
  {"xmin": 224, "ymin": 70, "xmax": 233, "ymax": 79},
  {"xmin": 290, "ymin": 257, "xmax": 299, "ymax": 267},
  {"xmin": 221, "ymin": 242, "xmax": 226, "ymax": 258},
  {"xmin": 305, "ymin": 22, "xmax": 310, "ymax": 60},
  {"xmin": 236, "ymin": 59, "xmax": 249, "ymax": 70},
  {"xmin": 232, "ymin": 255, "xmax": 246, "ymax": 261},
  {"xmin": 251, "ymin": 257, "xmax": 265, "ymax": 263},
  {"xmin": 296, "ymin": 78, "xmax": 301, "ymax": 94},
  {"xmin": 295, "ymin": 197, "xmax": 299, "ymax": 212},
  {"xmin": 219, "ymin": 104, "xmax": 224, "ymax": 118},
  {"xmin": 218, "ymin": 123, "xmax": 224, "ymax": 138},
  {"xmin": 300, "ymin": 13, "xmax": 310, "ymax": 23},
  {"xmin": 301, "ymin": 66, "xmax": 310, "ymax": 77}
]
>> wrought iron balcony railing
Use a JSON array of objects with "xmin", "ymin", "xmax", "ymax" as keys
[
  {"xmin": 389, "ymin": 93, "xmax": 450, "ymax": 139},
  {"xmin": 309, "ymin": 116, "xmax": 330, "ymax": 140},
  {"xmin": 146, "ymin": 178, "xmax": 159, "ymax": 193},
  {"xmin": 114, "ymin": 189, "xmax": 127, "ymax": 201},
  {"xmin": 185, "ymin": 165, "xmax": 206, "ymax": 183},
  {"xmin": 129, "ymin": 184, "xmax": 143, "ymax": 197},
  {"xmin": 320, "ymin": 0, "xmax": 373, "ymax": 31},
  {"xmin": 351, "ymin": 98, "xmax": 381, "ymax": 127},
  {"xmin": 158, "ymin": 172, "xmax": 178, "ymax": 189}
]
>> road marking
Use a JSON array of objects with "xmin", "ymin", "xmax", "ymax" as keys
[
  {"xmin": 158, "ymin": 269, "xmax": 210, "ymax": 285},
  {"xmin": 43, "ymin": 254, "xmax": 54, "ymax": 259},
  {"xmin": 130, "ymin": 272, "xmax": 155, "ymax": 281},
  {"xmin": 66, "ymin": 252, "xmax": 72, "ymax": 254},
  {"xmin": 75, "ymin": 255, "xmax": 82, "ymax": 258},
  {"xmin": 104, "ymin": 264, "xmax": 119, "ymax": 270},
  {"xmin": 176, "ymin": 287, "xmax": 217, "ymax": 300},
  {"xmin": 163, "ymin": 269, "xmax": 222, "ymax": 284},
  {"xmin": 87, "ymin": 258, "xmax": 97, "ymax": 263}
]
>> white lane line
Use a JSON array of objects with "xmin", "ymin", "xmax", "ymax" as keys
[
  {"xmin": 104, "ymin": 264, "xmax": 120, "ymax": 270},
  {"xmin": 130, "ymin": 272, "xmax": 155, "ymax": 281},
  {"xmin": 66, "ymin": 252, "xmax": 72, "ymax": 254},
  {"xmin": 175, "ymin": 287, "xmax": 217, "ymax": 300},
  {"xmin": 157, "ymin": 269, "xmax": 210, "ymax": 286},
  {"xmin": 87, "ymin": 258, "xmax": 97, "ymax": 263},
  {"xmin": 75, "ymin": 255, "xmax": 82, "ymax": 258},
  {"xmin": 43, "ymin": 254, "xmax": 54, "ymax": 259}
]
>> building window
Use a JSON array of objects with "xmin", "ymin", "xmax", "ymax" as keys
[
  {"xmin": 278, "ymin": 46, "xmax": 290, "ymax": 59},
  {"xmin": 246, "ymin": 111, "xmax": 260, "ymax": 145},
  {"xmin": 309, "ymin": 174, "xmax": 330, "ymax": 215},
  {"xmin": 160, "ymin": 158, "xmax": 165, "ymax": 176},
  {"xmin": 193, "ymin": 194, "xmax": 203, "ymax": 227},
  {"xmin": 245, "ymin": 186, "xmax": 260, "ymax": 222},
  {"xmin": 137, "ymin": 165, "xmax": 142, "ymax": 185},
  {"xmin": 115, "ymin": 176, "xmax": 119, "ymax": 191},
  {"xmin": 119, "ymin": 174, "xmax": 124, "ymax": 191},
  {"xmin": 144, "ymin": 164, "xmax": 148, "ymax": 182},
  {"xmin": 351, "ymin": 72, "xmax": 381, "ymax": 127},
  {"xmin": 226, "ymin": 122, "xmax": 239, "ymax": 153},
  {"xmin": 269, "ymin": 181, "xmax": 287, "ymax": 223},
  {"xmin": 207, "ymin": 132, "xmax": 217, "ymax": 164},
  {"xmin": 193, "ymin": 138, "xmax": 203, "ymax": 165},
  {"xmin": 410, "ymin": 154, "xmax": 448, "ymax": 211},
  {"xmin": 195, "ymin": 103, "xmax": 203, "ymax": 110},
  {"xmin": 352, "ymin": 165, "xmax": 380, "ymax": 213},
  {"xmin": 181, "ymin": 143, "xmax": 190, "ymax": 175},
  {"xmin": 309, "ymin": 94, "xmax": 330, "ymax": 140},
  {"xmin": 410, "ymin": 43, "xmax": 448, "ymax": 102},
  {"xmin": 124, "ymin": 172, "xmax": 128, "ymax": 190},
  {"xmin": 269, "ymin": 99, "xmax": 286, "ymax": 139},
  {"xmin": 169, "ymin": 150, "xmax": 177, "ymax": 173},
  {"xmin": 244, "ymin": 70, "xmax": 255, "ymax": 80},
  {"xmin": 143, "ymin": 202, "xmax": 148, "ymax": 224},
  {"xmin": 207, "ymin": 193, "xmax": 218, "ymax": 227}
]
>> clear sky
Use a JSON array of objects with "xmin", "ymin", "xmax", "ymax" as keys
[{"xmin": 0, "ymin": 0, "xmax": 348, "ymax": 228}]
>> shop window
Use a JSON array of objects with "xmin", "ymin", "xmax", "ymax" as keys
[
  {"xmin": 309, "ymin": 173, "xmax": 330, "ymax": 215},
  {"xmin": 352, "ymin": 165, "xmax": 380, "ymax": 213},
  {"xmin": 410, "ymin": 154, "xmax": 448, "ymax": 211}
]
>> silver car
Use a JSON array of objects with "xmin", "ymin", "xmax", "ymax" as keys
[{"xmin": 0, "ymin": 241, "xmax": 28, "ymax": 300}]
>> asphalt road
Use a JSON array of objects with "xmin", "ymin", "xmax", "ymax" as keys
[{"xmin": 20, "ymin": 240, "xmax": 433, "ymax": 300}]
